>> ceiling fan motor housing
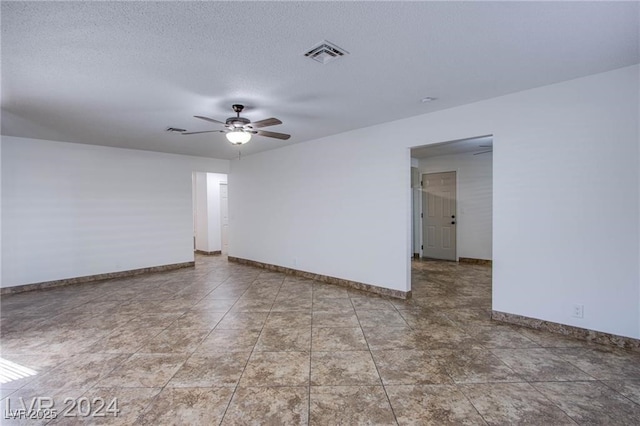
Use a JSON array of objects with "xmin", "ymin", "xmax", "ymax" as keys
[
  {"xmin": 227, "ymin": 104, "xmax": 250, "ymax": 128},
  {"xmin": 226, "ymin": 117, "xmax": 250, "ymax": 128}
]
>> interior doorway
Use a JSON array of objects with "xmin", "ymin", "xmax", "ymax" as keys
[
  {"xmin": 192, "ymin": 172, "xmax": 228, "ymax": 255},
  {"xmin": 422, "ymin": 171, "xmax": 457, "ymax": 261},
  {"xmin": 410, "ymin": 135, "xmax": 493, "ymax": 264}
]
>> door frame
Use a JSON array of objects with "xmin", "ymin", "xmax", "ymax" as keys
[{"xmin": 220, "ymin": 182, "xmax": 228, "ymax": 254}]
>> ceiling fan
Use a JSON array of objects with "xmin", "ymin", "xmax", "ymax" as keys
[{"xmin": 181, "ymin": 104, "xmax": 290, "ymax": 145}]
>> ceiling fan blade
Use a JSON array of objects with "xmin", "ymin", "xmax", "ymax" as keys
[
  {"xmin": 194, "ymin": 115, "xmax": 225, "ymax": 125},
  {"xmin": 255, "ymin": 129, "xmax": 291, "ymax": 140},
  {"xmin": 181, "ymin": 130, "xmax": 225, "ymax": 135},
  {"xmin": 251, "ymin": 117, "xmax": 282, "ymax": 128},
  {"xmin": 473, "ymin": 150, "xmax": 493, "ymax": 155}
]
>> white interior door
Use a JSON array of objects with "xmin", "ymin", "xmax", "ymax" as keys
[
  {"xmin": 220, "ymin": 183, "xmax": 229, "ymax": 254},
  {"xmin": 422, "ymin": 171, "xmax": 457, "ymax": 260}
]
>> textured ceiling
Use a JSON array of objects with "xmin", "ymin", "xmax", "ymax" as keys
[{"xmin": 2, "ymin": 1, "xmax": 638, "ymax": 160}]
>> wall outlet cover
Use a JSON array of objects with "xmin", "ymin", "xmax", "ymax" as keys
[{"xmin": 572, "ymin": 304, "xmax": 584, "ymax": 319}]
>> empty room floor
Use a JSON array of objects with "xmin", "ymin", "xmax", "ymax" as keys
[{"xmin": 1, "ymin": 256, "xmax": 640, "ymax": 425}]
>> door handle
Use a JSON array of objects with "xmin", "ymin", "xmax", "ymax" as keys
[{"xmin": 451, "ymin": 221, "xmax": 456, "ymax": 225}]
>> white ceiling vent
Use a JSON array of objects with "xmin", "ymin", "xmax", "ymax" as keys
[{"xmin": 304, "ymin": 40, "xmax": 349, "ymax": 64}]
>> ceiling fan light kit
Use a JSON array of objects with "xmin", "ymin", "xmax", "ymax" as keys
[
  {"xmin": 226, "ymin": 128, "xmax": 251, "ymax": 145},
  {"xmin": 180, "ymin": 104, "xmax": 290, "ymax": 145}
]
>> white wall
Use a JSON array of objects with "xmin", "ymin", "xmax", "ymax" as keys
[
  {"xmin": 489, "ymin": 66, "xmax": 638, "ymax": 339},
  {"xmin": 229, "ymin": 132, "xmax": 410, "ymax": 292},
  {"xmin": 418, "ymin": 151, "xmax": 493, "ymax": 261},
  {"xmin": 1, "ymin": 136, "xmax": 228, "ymax": 288},
  {"xmin": 0, "ymin": 141, "xmax": 3, "ymax": 285},
  {"xmin": 230, "ymin": 65, "xmax": 639, "ymax": 338}
]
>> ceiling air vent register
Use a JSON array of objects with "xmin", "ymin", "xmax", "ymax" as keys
[{"xmin": 304, "ymin": 40, "xmax": 349, "ymax": 64}]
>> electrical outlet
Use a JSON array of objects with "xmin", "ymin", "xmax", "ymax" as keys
[{"xmin": 572, "ymin": 304, "xmax": 584, "ymax": 318}]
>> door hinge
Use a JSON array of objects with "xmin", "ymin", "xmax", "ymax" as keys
[
  {"xmin": 420, "ymin": 213, "xmax": 423, "ymax": 218},
  {"xmin": 421, "ymin": 245, "xmax": 423, "ymax": 250},
  {"xmin": 420, "ymin": 180, "xmax": 423, "ymax": 186}
]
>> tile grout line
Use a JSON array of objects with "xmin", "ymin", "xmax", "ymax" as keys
[
  {"xmin": 308, "ymin": 281, "xmax": 316, "ymax": 425},
  {"xmin": 217, "ymin": 272, "xmax": 285, "ymax": 425},
  {"xmin": 350, "ymin": 294, "xmax": 400, "ymax": 426},
  {"xmin": 597, "ymin": 379, "xmax": 640, "ymax": 408},
  {"xmin": 453, "ymin": 382, "xmax": 491, "ymax": 425},
  {"xmin": 216, "ymin": 277, "xmax": 265, "ymax": 424},
  {"xmin": 3, "ymin": 256, "xmax": 225, "ymax": 424},
  {"xmin": 136, "ymin": 266, "xmax": 257, "ymax": 424},
  {"xmin": 384, "ymin": 290, "xmax": 489, "ymax": 425},
  {"xmin": 488, "ymin": 346, "xmax": 599, "ymax": 385},
  {"xmin": 526, "ymin": 381, "xmax": 582, "ymax": 424},
  {"xmin": 7, "ymin": 255, "xmax": 640, "ymax": 424},
  {"xmin": 131, "ymin": 271, "xmax": 242, "ymax": 424}
]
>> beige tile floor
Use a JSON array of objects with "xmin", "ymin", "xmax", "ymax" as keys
[{"xmin": 1, "ymin": 256, "xmax": 640, "ymax": 424}]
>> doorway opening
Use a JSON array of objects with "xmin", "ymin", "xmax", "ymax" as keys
[
  {"xmin": 192, "ymin": 172, "xmax": 229, "ymax": 256},
  {"xmin": 410, "ymin": 135, "xmax": 493, "ymax": 263}
]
